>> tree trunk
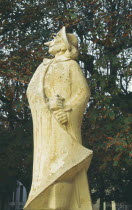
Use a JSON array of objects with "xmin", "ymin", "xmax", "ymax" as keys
[
  {"xmin": 99, "ymin": 197, "xmax": 104, "ymax": 210},
  {"xmin": 99, "ymin": 174, "xmax": 105, "ymax": 210}
]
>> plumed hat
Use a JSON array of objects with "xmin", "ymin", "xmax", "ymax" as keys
[{"xmin": 57, "ymin": 26, "xmax": 78, "ymax": 50}]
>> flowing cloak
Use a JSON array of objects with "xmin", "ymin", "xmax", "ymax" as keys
[{"xmin": 24, "ymin": 57, "xmax": 93, "ymax": 210}]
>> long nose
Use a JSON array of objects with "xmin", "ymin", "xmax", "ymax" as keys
[
  {"xmin": 44, "ymin": 40, "xmax": 54, "ymax": 47},
  {"xmin": 44, "ymin": 41, "xmax": 51, "ymax": 46}
]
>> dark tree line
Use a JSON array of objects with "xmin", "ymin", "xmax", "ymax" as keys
[{"xmin": 0, "ymin": 0, "xmax": 132, "ymax": 209}]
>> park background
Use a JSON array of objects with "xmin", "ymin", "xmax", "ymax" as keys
[{"xmin": 0, "ymin": 0, "xmax": 132, "ymax": 209}]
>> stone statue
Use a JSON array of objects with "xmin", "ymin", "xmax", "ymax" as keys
[{"xmin": 24, "ymin": 27, "xmax": 93, "ymax": 210}]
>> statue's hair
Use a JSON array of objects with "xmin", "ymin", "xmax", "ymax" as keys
[
  {"xmin": 64, "ymin": 46, "xmax": 79, "ymax": 60},
  {"xmin": 65, "ymin": 33, "xmax": 79, "ymax": 60}
]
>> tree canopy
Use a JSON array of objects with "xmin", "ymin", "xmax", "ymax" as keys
[{"xmin": 0, "ymin": 0, "xmax": 132, "ymax": 209}]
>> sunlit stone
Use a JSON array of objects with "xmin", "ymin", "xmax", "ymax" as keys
[{"xmin": 24, "ymin": 26, "xmax": 93, "ymax": 210}]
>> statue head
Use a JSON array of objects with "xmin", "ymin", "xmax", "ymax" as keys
[{"xmin": 44, "ymin": 27, "xmax": 79, "ymax": 60}]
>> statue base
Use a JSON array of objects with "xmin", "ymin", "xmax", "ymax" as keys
[
  {"xmin": 24, "ymin": 170, "xmax": 93, "ymax": 210},
  {"xmin": 48, "ymin": 182, "xmax": 73, "ymax": 209}
]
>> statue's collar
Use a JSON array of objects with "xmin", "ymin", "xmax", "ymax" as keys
[
  {"xmin": 43, "ymin": 58, "xmax": 53, "ymax": 65},
  {"xmin": 43, "ymin": 56, "xmax": 70, "ymax": 65}
]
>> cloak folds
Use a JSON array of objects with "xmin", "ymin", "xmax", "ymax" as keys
[{"xmin": 24, "ymin": 57, "xmax": 93, "ymax": 210}]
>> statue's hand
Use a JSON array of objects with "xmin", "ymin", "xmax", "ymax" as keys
[
  {"xmin": 53, "ymin": 109, "xmax": 68, "ymax": 125},
  {"xmin": 48, "ymin": 96, "xmax": 64, "ymax": 111}
]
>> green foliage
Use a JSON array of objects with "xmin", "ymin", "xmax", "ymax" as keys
[{"xmin": 0, "ymin": 0, "xmax": 132, "ymax": 207}]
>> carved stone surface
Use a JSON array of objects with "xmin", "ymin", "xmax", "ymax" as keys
[{"xmin": 24, "ymin": 27, "xmax": 93, "ymax": 210}]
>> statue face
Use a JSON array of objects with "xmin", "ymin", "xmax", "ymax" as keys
[{"xmin": 47, "ymin": 35, "xmax": 67, "ymax": 55}]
